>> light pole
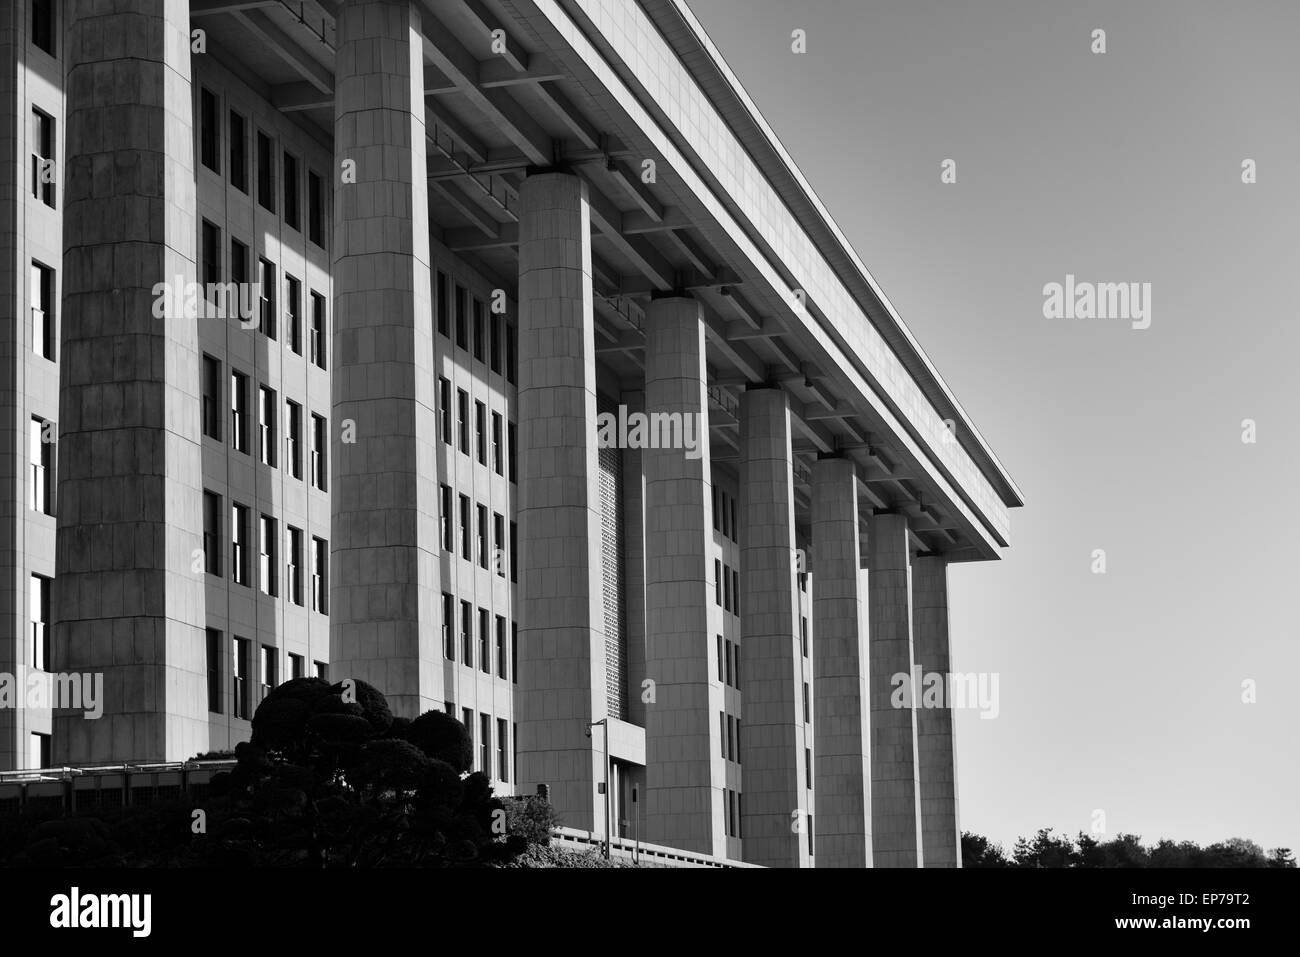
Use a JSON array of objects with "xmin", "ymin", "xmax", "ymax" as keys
[{"xmin": 587, "ymin": 718, "xmax": 610, "ymax": 858}]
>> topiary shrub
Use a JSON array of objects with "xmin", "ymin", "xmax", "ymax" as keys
[{"xmin": 405, "ymin": 709, "xmax": 473, "ymax": 772}]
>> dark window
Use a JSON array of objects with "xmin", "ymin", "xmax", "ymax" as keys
[
  {"xmin": 259, "ymin": 514, "xmax": 278, "ymax": 596},
  {"xmin": 461, "ymin": 602, "xmax": 472, "ymax": 665},
  {"xmin": 31, "ymin": 108, "xmax": 54, "ymax": 207},
  {"xmin": 493, "ymin": 513, "xmax": 505, "ymax": 578},
  {"xmin": 290, "ymin": 653, "xmax": 304, "ymax": 680},
  {"xmin": 497, "ymin": 719, "xmax": 509, "ymax": 781},
  {"xmin": 477, "ymin": 504, "xmax": 488, "ymax": 569},
  {"xmin": 232, "ymin": 637, "xmax": 250, "ymax": 719},
  {"xmin": 32, "ymin": 0, "xmax": 55, "ymax": 55},
  {"xmin": 285, "ymin": 399, "xmax": 302, "ymax": 480},
  {"xmin": 436, "ymin": 272, "xmax": 449, "ymax": 337},
  {"xmin": 206, "ymin": 629, "xmax": 222, "ymax": 714},
  {"xmin": 229, "ymin": 112, "xmax": 248, "ymax": 192},
  {"xmin": 510, "ymin": 521, "xmax": 517, "ymax": 583},
  {"xmin": 201, "ymin": 355, "xmax": 222, "ymax": 440},
  {"xmin": 438, "ymin": 378, "xmax": 452, "ymax": 444},
  {"xmin": 478, "ymin": 608, "xmax": 489, "ymax": 674},
  {"xmin": 442, "ymin": 593, "xmax": 455, "ymax": 660},
  {"xmin": 287, "ymin": 526, "xmax": 303, "ymax": 605},
  {"xmin": 496, "ymin": 616, "xmax": 507, "ymax": 679},
  {"xmin": 30, "ymin": 574, "xmax": 50, "ymax": 672},
  {"xmin": 439, "ymin": 484, "xmax": 453, "ymax": 551},
  {"xmin": 315, "ymin": 661, "xmax": 328, "ymax": 680},
  {"xmin": 31, "ymin": 261, "xmax": 54, "ymax": 360},
  {"xmin": 803, "ymin": 682, "xmax": 810, "ymax": 724},
  {"xmin": 472, "ymin": 298, "xmax": 485, "ymax": 362},
  {"xmin": 258, "ymin": 385, "xmax": 277, "ymax": 468},
  {"xmin": 457, "ymin": 389, "xmax": 469, "ymax": 454},
  {"xmin": 492, "ymin": 413, "xmax": 503, "ymax": 475},
  {"xmin": 203, "ymin": 490, "xmax": 222, "ymax": 575},
  {"xmin": 489, "ymin": 314, "xmax": 502, "ymax": 374},
  {"xmin": 308, "ymin": 171, "xmax": 324, "ymax": 246},
  {"xmin": 283, "ymin": 152, "xmax": 300, "ymax": 230},
  {"xmin": 311, "ymin": 291, "xmax": 327, "ymax": 369},
  {"xmin": 311, "ymin": 414, "xmax": 328, "ymax": 490},
  {"xmin": 455, "ymin": 285, "xmax": 468, "ymax": 349},
  {"xmin": 201, "ymin": 220, "xmax": 220, "ymax": 300},
  {"xmin": 259, "ymin": 259, "xmax": 276, "ymax": 339},
  {"xmin": 256, "ymin": 131, "xmax": 274, "ymax": 211},
  {"xmin": 458, "ymin": 495, "xmax": 470, "ymax": 561},
  {"xmin": 260, "ymin": 644, "xmax": 277, "ymax": 699},
  {"xmin": 231, "ymin": 502, "xmax": 250, "ymax": 586},
  {"xmin": 507, "ymin": 422, "xmax": 517, "ymax": 484},
  {"xmin": 511, "ymin": 624, "xmax": 518, "ymax": 685},
  {"xmin": 505, "ymin": 324, "xmax": 516, "ymax": 385},
  {"xmin": 200, "ymin": 88, "xmax": 220, "ymax": 173},
  {"xmin": 475, "ymin": 401, "xmax": 486, "ymax": 464},
  {"xmin": 230, "ymin": 369, "xmax": 249, "ymax": 453},
  {"xmin": 480, "ymin": 713, "xmax": 490, "ymax": 775},
  {"xmin": 312, "ymin": 536, "xmax": 328, "ymax": 614},
  {"xmin": 286, "ymin": 275, "xmax": 302, "ymax": 354}
]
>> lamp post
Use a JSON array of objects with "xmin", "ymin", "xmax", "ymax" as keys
[{"xmin": 587, "ymin": 718, "xmax": 610, "ymax": 858}]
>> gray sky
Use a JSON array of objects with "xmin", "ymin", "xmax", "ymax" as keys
[{"xmin": 687, "ymin": 0, "xmax": 1300, "ymax": 853}]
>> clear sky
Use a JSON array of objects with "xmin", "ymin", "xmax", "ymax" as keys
[{"xmin": 686, "ymin": 0, "xmax": 1300, "ymax": 853}]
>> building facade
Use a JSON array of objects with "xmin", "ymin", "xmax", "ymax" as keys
[{"xmin": 0, "ymin": 0, "xmax": 1022, "ymax": 868}]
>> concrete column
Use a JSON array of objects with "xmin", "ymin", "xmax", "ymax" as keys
[
  {"xmin": 868, "ymin": 511, "xmax": 923, "ymax": 866},
  {"xmin": 914, "ymin": 555, "xmax": 961, "ymax": 866},
  {"xmin": 737, "ymin": 388, "xmax": 807, "ymax": 868},
  {"xmin": 514, "ymin": 172, "xmax": 608, "ymax": 835},
  {"xmin": 641, "ymin": 296, "xmax": 722, "ymax": 856},
  {"xmin": 811, "ymin": 456, "xmax": 870, "ymax": 867},
  {"xmin": 330, "ymin": 0, "xmax": 440, "ymax": 718},
  {"xmin": 52, "ymin": 0, "xmax": 208, "ymax": 761}
]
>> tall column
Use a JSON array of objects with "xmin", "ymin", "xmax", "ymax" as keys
[
  {"xmin": 811, "ymin": 456, "xmax": 870, "ymax": 866},
  {"xmin": 738, "ymin": 388, "xmax": 808, "ymax": 868},
  {"xmin": 330, "ymin": 0, "xmax": 440, "ymax": 718},
  {"xmin": 914, "ymin": 555, "xmax": 961, "ymax": 866},
  {"xmin": 514, "ymin": 172, "xmax": 607, "ymax": 835},
  {"xmin": 641, "ymin": 296, "xmax": 722, "ymax": 856},
  {"xmin": 868, "ymin": 511, "xmax": 923, "ymax": 866},
  {"xmin": 53, "ymin": 0, "xmax": 207, "ymax": 761}
]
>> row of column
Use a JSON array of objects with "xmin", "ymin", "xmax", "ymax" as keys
[{"xmin": 508, "ymin": 167, "xmax": 960, "ymax": 866}]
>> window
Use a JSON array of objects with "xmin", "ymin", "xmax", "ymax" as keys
[
  {"xmin": 311, "ymin": 291, "xmax": 327, "ymax": 369},
  {"xmin": 716, "ymin": 635, "xmax": 724, "ymax": 684},
  {"xmin": 231, "ymin": 238, "xmax": 248, "ymax": 321},
  {"xmin": 259, "ymin": 259, "xmax": 276, "ymax": 339},
  {"xmin": 800, "ymin": 617, "xmax": 808, "ymax": 657},
  {"xmin": 444, "ymin": 701, "xmax": 455, "ymax": 716},
  {"xmin": 725, "ymin": 640, "xmax": 733, "ymax": 685},
  {"xmin": 436, "ymin": 272, "xmax": 449, "ymax": 337},
  {"xmin": 808, "ymin": 814, "xmax": 815, "ymax": 855},
  {"xmin": 728, "ymin": 715, "xmax": 735, "ymax": 762},
  {"xmin": 206, "ymin": 629, "xmax": 222, "ymax": 713},
  {"xmin": 311, "ymin": 413, "xmax": 328, "ymax": 490},
  {"xmin": 457, "ymin": 389, "xmax": 469, "ymax": 454},
  {"xmin": 491, "ymin": 413, "xmax": 503, "ymax": 475},
  {"xmin": 201, "ymin": 354, "xmax": 222, "ymax": 439},
  {"xmin": 476, "ymin": 504, "xmax": 488, "ymax": 569},
  {"xmin": 472, "ymin": 298, "xmax": 485, "ymax": 361},
  {"xmin": 233, "ymin": 637, "xmax": 250, "ymax": 719},
  {"xmin": 290, "ymin": 653, "xmax": 304, "ymax": 680},
  {"xmin": 715, "ymin": 560, "xmax": 722, "ymax": 606},
  {"xmin": 29, "ymin": 417, "xmax": 52, "ymax": 515},
  {"xmin": 231, "ymin": 503, "xmax": 250, "ymax": 586},
  {"xmin": 454, "ymin": 495, "xmax": 470, "ymax": 561},
  {"xmin": 31, "ymin": 261, "xmax": 54, "ymax": 360},
  {"xmin": 719, "ymin": 712, "xmax": 727, "ymax": 759},
  {"xmin": 308, "ymin": 171, "xmax": 324, "ymax": 246},
  {"xmin": 713, "ymin": 488, "xmax": 720, "ymax": 532},
  {"xmin": 462, "ymin": 708, "xmax": 473, "ymax": 748},
  {"xmin": 733, "ymin": 645, "xmax": 741, "ymax": 691},
  {"xmin": 803, "ymin": 682, "xmax": 810, "ymax": 724},
  {"xmin": 312, "ymin": 537, "xmax": 328, "ymax": 614},
  {"xmin": 509, "ymin": 522, "xmax": 517, "ymax": 583},
  {"xmin": 286, "ymin": 275, "xmax": 302, "ymax": 354},
  {"xmin": 496, "ymin": 616, "xmax": 507, "ymax": 679},
  {"xmin": 512, "ymin": 624, "xmax": 518, "ymax": 685},
  {"xmin": 442, "ymin": 593, "xmax": 455, "ymax": 660},
  {"xmin": 257, "ymin": 131, "xmax": 274, "ymax": 211},
  {"xmin": 285, "ymin": 399, "xmax": 302, "ymax": 479},
  {"xmin": 497, "ymin": 719, "xmax": 509, "ymax": 781},
  {"xmin": 230, "ymin": 369, "xmax": 246, "ymax": 452},
  {"xmin": 455, "ymin": 285, "xmax": 468, "ymax": 349},
  {"xmin": 287, "ymin": 526, "xmax": 303, "ymax": 605},
  {"xmin": 200, "ymin": 88, "xmax": 220, "ymax": 172},
  {"xmin": 480, "ymin": 713, "xmax": 491, "ymax": 775},
  {"xmin": 200, "ymin": 221, "xmax": 221, "ymax": 305},
  {"xmin": 260, "ymin": 645, "xmax": 277, "ymax": 698},
  {"xmin": 489, "ymin": 313, "xmax": 502, "ymax": 374},
  {"xmin": 30, "ymin": 733, "xmax": 50, "ymax": 771},
  {"xmin": 475, "ymin": 401, "xmax": 486, "ymax": 464},
  {"xmin": 31, "ymin": 108, "xmax": 54, "ymax": 207},
  {"xmin": 735, "ymin": 718, "xmax": 741, "ymax": 759},
  {"xmin": 733, "ymin": 569, "xmax": 740, "ymax": 615},
  {"xmin": 505, "ymin": 324, "xmax": 517, "ymax": 385},
  {"xmin": 283, "ymin": 152, "xmax": 300, "ymax": 230},
  {"xmin": 805, "ymin": 748, "xmax": 813, "ymax": 790},
  {"xmin": 439, "ymin": 484, "xmax": 453, "ymax": 551},
  {"xmin": 438, "ymin": 378, "xmax": 452, "ymax": 444},
  {"xmin": 32, "ymin": 0, "xmax": 55, "ymax": 55},
  {"xmin": 507, "ymin": 422, "xmax": 517, "ymax": 484},
  {"xmin": 30, "ymin": 575, "xmax": 50, "ymax": 672},
  {"xmin": 727, "ymin": 790, "xmax": 735, "ymax": 838},
  {"xmin": 493, "ymin": 513, "xmax": 505, "ymax": 578},
  {"xmin": 203, "ymin": 491, "xmax": 222, "ymax": 575},
  {"xmin": 258, "ymin": 386, "xmax": 277, "ymax": 467},
  {"xmin": 315, "ymin": 661, "xmax": 328, "ymax": 680},
  {"xmin": 460, "ymin": 601, "xmax": 472, "ymax": 666},
  {"xmin": 229, "ymin": 111, "xmax": 248, "ymax": 192},
  {"xmin": 479, "ymin": 608, "xmax": 490, "ymax": 674}
]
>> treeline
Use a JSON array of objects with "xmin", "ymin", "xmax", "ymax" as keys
[{"xmin": 962, "ymin": 829, "xmax": 1296, "ymax": 868}]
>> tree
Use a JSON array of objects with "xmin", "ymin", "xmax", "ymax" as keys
[
  {"xmin": 961, "ymin": 831, "xmax": 1011, "ymax": 867},
  {"xmin": 1012, "ymin": 828, "xmax": 1076, "ymax": 868}
]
